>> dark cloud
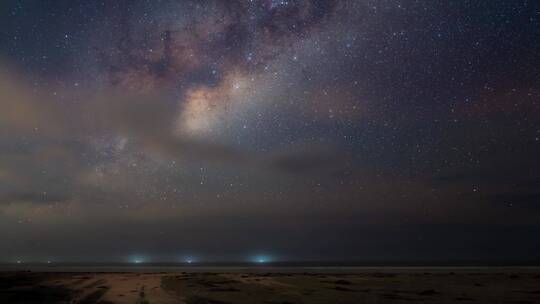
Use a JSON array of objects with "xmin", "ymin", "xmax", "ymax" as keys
[
  {"xmin": 0, "ymin": 192, "xmax": 70, "ymax": 205},
  {"xmin": 266, "ymin": 144, "xmax": 349, "ymax": 175}
]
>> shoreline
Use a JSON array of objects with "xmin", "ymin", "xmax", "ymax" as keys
[{"xmin": 2, "ymin": 265, "xmax": 540, "ymax": 273}]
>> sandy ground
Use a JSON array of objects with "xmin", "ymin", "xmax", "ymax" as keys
[{"xmin": 1, "ymin": 269, "xmax": 540, "ymax": 303}]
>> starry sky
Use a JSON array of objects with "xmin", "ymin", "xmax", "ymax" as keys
[{"xmin": 0, "ymin": 0, "xmax": 539, "ymax": 263}]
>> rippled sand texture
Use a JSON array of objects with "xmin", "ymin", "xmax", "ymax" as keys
[{"xmin": 1, "ymin": 270, "xmax": 540, "ymax": 303}]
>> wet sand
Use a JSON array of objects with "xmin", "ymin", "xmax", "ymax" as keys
[{"xmin": 1, "ymin": 268, "xmax": 540, "ymax": 303}]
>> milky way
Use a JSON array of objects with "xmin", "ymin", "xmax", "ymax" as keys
[{"xmin": 0, "ymin": 1, "xmax": 539, "ymax": 262}]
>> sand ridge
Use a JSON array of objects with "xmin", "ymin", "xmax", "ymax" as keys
[{"xmin": 1, "ymin": 270, "xmax": 540, "ymax": 303}]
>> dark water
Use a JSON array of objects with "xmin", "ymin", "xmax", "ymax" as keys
[{"xmin": 1, "ymin": 264, "xmax": 539, "ymax": 273}]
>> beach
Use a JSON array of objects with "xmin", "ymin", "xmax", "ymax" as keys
[{"xmin": 1, "ymin": 267, "xmax": 539, "ymax": 303}]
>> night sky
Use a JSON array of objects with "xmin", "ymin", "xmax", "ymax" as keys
[{"xmin": 0, "ymin": 1, "xmax": 539, "ymax": 263}]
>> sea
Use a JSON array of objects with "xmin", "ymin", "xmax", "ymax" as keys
[{"xmin": 1, "ymin": 262, "xmax": 539, "ymax": 273}]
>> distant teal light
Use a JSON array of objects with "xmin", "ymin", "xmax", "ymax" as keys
[
  {"xmin": 129, "ymin": 255, "xmax": 146, "ymax": 264},
  {"xmin": 183, "ymin": 256, "xmax": 196, "ymax": 264},
  {"xmin": 253, "ymin": 255, "xmax": 271, "ymax": 263}
]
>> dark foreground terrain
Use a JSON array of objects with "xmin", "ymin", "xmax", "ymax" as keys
[{"xmin": 1, "ymin": 269, "xmax": 540, "ymax": 303}]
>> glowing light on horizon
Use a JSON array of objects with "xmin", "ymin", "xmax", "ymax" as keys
[
  {"xmin": 253, "ymin": 255, "xmax": 271, "ymax": 263},
  {"xmin": 183, "ymin": 256, "xmax": 196, "ymax": 264},
  {"xmin": 129, "ymin": 255, "xmax": 146, "ymax": 264}
]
